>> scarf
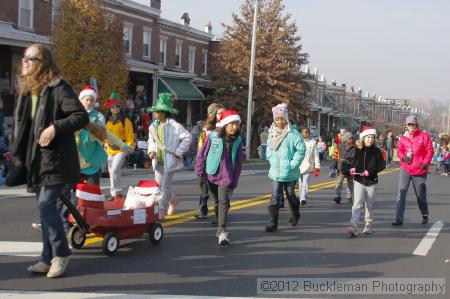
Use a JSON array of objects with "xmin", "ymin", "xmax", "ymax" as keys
[{"xmin": 268, "ymin": 123, "xmax": 290, "ymax": 151}]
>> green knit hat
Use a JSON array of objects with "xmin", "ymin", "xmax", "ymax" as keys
[
  {"xmin": 146, "ymin": 92, "xmax": 179, "ymax": 114},
  {"xmin": 109, "ymin": 92, "xmax": 120, "ymax": 102}
]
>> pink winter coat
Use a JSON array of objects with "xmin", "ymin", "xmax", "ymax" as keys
[{"xmin": 397, "ymin": 129, "xmax": 433, "ymax": 175}]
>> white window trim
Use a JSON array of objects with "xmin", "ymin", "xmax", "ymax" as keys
[
  {"xmin": 175, "ymin": 40, "xmax": 183, "ymax": 69},
  {"xmin": 159, "ymin": 36, "xmax": 168, "ymax": 66},
  {"xmin": 123, "ymin": 22, "xmax": 133, "ymax": 56},
  {"xmin": 18, "ymin": 0, "xmax": 34, "ymax": 30},
  {"xmin": 188, "ymin": 46, "xmax": 196, "ymax": 74},
  {"xmin": 142, "ymin": 29, "xmax": 152, "ymax": 59},
  {"xmin": 201, "ymin": 49, "xmax": 208, "ymax": 76},
  {"xmin": 52, "ymin": 0, "xmax": 59, "ymax": 25}
]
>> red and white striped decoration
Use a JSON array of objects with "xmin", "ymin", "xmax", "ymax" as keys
[{"xmin": 76, "ymin": 183, "xmax": 105, "ymax": 201}]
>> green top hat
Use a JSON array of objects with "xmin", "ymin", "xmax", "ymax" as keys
[{"xmin": 147, "ymin": 92, "xmax": 179, "ymax": 115}]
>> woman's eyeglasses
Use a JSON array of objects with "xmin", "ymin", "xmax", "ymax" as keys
[
  {"xmin": 22, "ymin": 56, "xmax": 41, "ymax": 63},
  {"xmin": 111, "ymin": 105, "xmax": 120, "ymax": 109}
]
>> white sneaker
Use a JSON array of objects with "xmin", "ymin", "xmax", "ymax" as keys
[
  {"xmin": 27, "ymin": 261, "xmax": 50, "ymax": 273},
  {"xmin": 363, "ymin": 223, "xmax": 373, "ymax": 234},
  {"xmin": 31, "ymin": 222, "xmax": 42, "ymax": 232},
  {"xmin": 218, "ymin": 231, "xmax": 230, "ymax": 246},
  {"xmin": 47, "ymin": 256, "xmax": 70, "ymax": 278},
  {"xmin": 167, "ymin": 198, "xmax": 179, "ymax": 216}
]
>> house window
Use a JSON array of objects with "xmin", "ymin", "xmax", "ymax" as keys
[
  {"xmin": 201, "ymin": 49, "xmax": 208, "ymax": 75},
  {"xmin": 143, "ymin": 30, "xmax": 151, "ymax": 58},
  {"xmin": 123, "ymin": 24, "xmax": 133, "ymax": 56},
  {"xmin": 159, "ymin": 39, "xmax": 167, "ymax": 65},
  {"xmin": 175, "ymin": 42, "xmax": 182, "ymax": 68},
  {"xmin": 19, "ymin": 0, "xmax": 33, "ymax": 29},
  {"xmin": 188, "ymin": 47, "xmax": 196, "ymax": 73}
]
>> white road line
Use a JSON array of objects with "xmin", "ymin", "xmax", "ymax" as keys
[
  {"xmin": 413, "ymin": 220, "xmax": 445, "ymax": 256},
  {"xmin": 0, "ymin": 291, "xmax": 274, "ymax": 299},
  {"xmin": 0, "ymin": 241, "xmax": 42, "ymax": 257}
]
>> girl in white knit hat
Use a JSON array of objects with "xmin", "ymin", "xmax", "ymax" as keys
[{"xmin": 347, "ymin": 126, "xmax": 386, "ymax": 237}]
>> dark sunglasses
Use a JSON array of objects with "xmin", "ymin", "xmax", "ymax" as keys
[
  {"xmin": 111, "ymin": 105, "xmax": 120, "ymax": 109},
  {"xmin": 22, "ymin": 56, "xmax": 41, "ymax": 63}
]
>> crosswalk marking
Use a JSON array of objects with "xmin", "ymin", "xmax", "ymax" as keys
[
  {"xmin": 413, "ymin": 220, "xmax": 445, "ymax": 256},
  {"xmin": 0, "ymin": 241, "xmax": 42, "ymax": 257},
  {"xmin": 0, "ymin": 290, "xmax": 269, "ymax": 299}
]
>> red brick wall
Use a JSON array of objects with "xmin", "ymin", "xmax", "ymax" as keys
[
  {"xmin": 0, "ymin": 0, "xmax": 52, "ymax": 35},
  {"xmin": 0, "ymin": 0, "xmax": 19, "ymax": 24}
]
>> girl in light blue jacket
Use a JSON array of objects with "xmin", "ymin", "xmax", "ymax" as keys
[{"xmin": 265, "ymin": 103, "xmax": 305, "ymax": 232}]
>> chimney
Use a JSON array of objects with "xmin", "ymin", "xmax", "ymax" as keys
[
  {"xmin": 204, "ymin": 21, "xmax": 212, "ymax": 34},
  {"xmin": 332, "ymin": 78, "xmax": 336, "ymax": 86},
  {"xmin": 314, "ymin": 67, "xmax": 318, "ymax": 76},
  {"xmin": 181, "ymin": 13, "xmax": 190, "ymax": 26},
  {"xmin": 304, "ymin": 65, "xmax": 310, "ymax": 74}
]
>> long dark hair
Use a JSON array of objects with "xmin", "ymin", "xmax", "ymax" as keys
[
  {"xmin": 18, "ymin": 44, "xmax": 62, "ymax": 95},
  {"xmin": 106, "ymin": 108, "xmax": 126, "ymax": 127},
  {"xmin": 218, "ymin": 126, "xmax": 240, "ymax": 140}
]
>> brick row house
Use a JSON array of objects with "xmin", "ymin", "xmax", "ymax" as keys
[
  {"xmin": 302, "ymin": 67, "xmax": 412, "ymax": 138},
  {"xmin": 0, "ymin": 0, "xmax": 214, "ymax": 126}
]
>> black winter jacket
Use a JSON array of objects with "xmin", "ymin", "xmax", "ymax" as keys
[
  {"xmin": 11, "ymin": 78, "xmax": 88, "ymax": 189},
  {"xmin": 352, "ymin": 146, "xmax": 386, "ymax": 186}
]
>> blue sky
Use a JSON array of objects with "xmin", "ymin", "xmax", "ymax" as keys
[{"xmin": 137, "ymin": 0, "xmax": 450, "ymax": 102}]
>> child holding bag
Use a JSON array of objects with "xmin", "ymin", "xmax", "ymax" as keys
[
  {"xmin": 347, "ymin": 126, "xmax": 386, "ymax": 237},
  {"xmin": 195, "ymin": 110, "xmax": 244, "ymax": 246}
]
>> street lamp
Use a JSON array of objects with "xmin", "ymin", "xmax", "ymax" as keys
[{"xmin": 246, "ymin": 0, "xmax": 258, "ymax": 160}]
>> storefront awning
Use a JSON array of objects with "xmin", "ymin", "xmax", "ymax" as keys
[
  {"xmin": 342, "ymin": 117, "xmax": 360, "ymax": 129},
  {"xmin": 0, "ymin": 21, "xmax": 50, "ymax": 47},
  {"xmin": 323, "ymin": 94, "xmax": 336, "ymax": 105},
  {"xmin": 158, "ymin": 77, "xmax": 205, "ymax": 101}
]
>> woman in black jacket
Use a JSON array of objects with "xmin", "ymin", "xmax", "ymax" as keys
[
  {"xmin": 346, "ymin": 127, "xmax": 386, "ymax": 237},
  {"xmin": 9, "ymin": 44, "xmax": 88, "ymax": 278}
]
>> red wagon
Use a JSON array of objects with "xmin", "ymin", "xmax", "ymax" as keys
[{"xmin": 66, "ymin": 182, "xmax": 163, "ymax": 256}]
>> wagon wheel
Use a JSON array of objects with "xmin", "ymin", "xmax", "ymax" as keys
[
  {"xmin": 102, "ymin": 233, "xmax": 119, "ymax": 256},
  {"xmin": 67, "ymin": 225, "xmax": 86, "ymax": 249},
  {"xmin": 148, "ymin": 222, "xmax": 163, "ymax": 245}
]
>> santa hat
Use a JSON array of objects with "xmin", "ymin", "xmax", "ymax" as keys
[
  {"xmin": 134, "ymin": 180, "xmax": 160, "ymax": 195},
  {"xmin": 76, "ymin": 183, "xmax": 105, "ymax": 209},
  {"xmin": 272, "ymin": 103, "xmax": 289, "ymax": 123},
  {"xmin": 216, "ymin": 110, "xmax": 241, "ymax": 128},
  {"xmin": 360, "ymin": 126, "xmax": 377, "ymax": 139},
  {"xmin": 79, "ymin": 86, "xmax": 97, "ymax": 101}
]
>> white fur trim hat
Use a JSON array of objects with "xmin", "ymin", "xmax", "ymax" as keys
[
  {"xmin": 216, "ymin": 110, "xmax": 241, "ymax": 128},
  {"xmin": 79, "ymin": 86, "xmax": 97, "ymax": 101},
  {"xmin": 360, "ymin": 126, "xmax": 377, "ymax": 139}
]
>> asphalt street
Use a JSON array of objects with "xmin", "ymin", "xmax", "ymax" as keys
[{"xmin": 0, "ymin": 161, "xmax": 449, "ymax": 299}]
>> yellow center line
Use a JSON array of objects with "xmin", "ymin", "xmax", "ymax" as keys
[{"xmin": 82, "ymin": 167, "xmax": 400, "ymax": 246}]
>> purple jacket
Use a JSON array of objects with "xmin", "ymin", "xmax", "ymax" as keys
[{"xmin": 195, "ymin": 135, "xmax": 244, "ymax": 189}]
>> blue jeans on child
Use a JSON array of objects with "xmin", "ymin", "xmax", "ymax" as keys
[
  {"xmin": 270, "ymin": 180, "xmax": 299, "ymax": 207},
  {"xmin": 37, "ymin": 184, "xmax": 72, "ymax": 264}
]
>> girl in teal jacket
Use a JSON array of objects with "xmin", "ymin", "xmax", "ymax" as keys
[{"xmin": 265, "ymin": 103, "xmax": 305, "ymax": 232}]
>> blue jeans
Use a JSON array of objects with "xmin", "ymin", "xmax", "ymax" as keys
[
  {"xmin": 270, "ymin": 180, "xmax": 299, "ymax": 207},
  {"xmin": 386, "ymin": 149, "xmax": 393, "ymax": 164},
  {"xmin": 37, "ymin": 184, "xmax": 72, "ymax": 264},
  {"xmin": 395, "ymin": 169, "xmax": 429, "ymax": 220}
]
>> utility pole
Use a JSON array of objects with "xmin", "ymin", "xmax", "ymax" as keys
[
  {"xmin": 246, "ymin": 0, "xmax": 258, "ymax": 160},
  {"xmin": 447, "ymin": 104, "xmax": 450, "ymax": 134}
]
